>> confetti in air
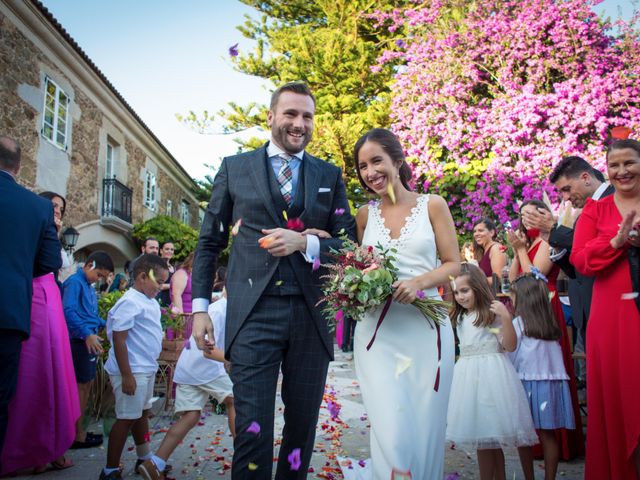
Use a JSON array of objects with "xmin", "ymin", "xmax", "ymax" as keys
[
  {"xmin": 394, "ymin": 353, "xmax": 412, "ymax": 379},
  {"xmin": 282, "ymin": 210, "xmax": 288, "ymax": 221},
  {"xmin": 231, "ymin": 219, "xmax": 242, "ymax": 236},
  {"xmin": 248, "ymin": 463, "xmax": 258, "ymax": 471},
  {"xmin": 228, "ymin": 43, "xmax": 239, "ymax": 57},
  {"xmin": 540, "ymin": 401, "xmax": 548, "ymax": 411},
  {"xmin": 287, "ymin": 448, "xmax": 301, "ymax": 471},
  {"xmin": 312, "ymin": 257, "xmax": 321, "ymax": 271},
  {"xmin": 622, "ymin": 292, "xmax": 639, "ymax": 300},
  {"xmin": 287, "ymin": 218, "xmax": 305, "ymax": 231},
  {"xmin": 387, "ymin": 182, "xmax": 396, "ymax": 204},
  {"xmin": 246, "ymin": 421, "xmax": 260, "ymax": 434},
  {"xmin": 334, "ymin": 208, "xmax": 345, "ymax": 215},
  {"xmin": 248, "ymin": 278, "xmax": 253, "ymax": 288}
]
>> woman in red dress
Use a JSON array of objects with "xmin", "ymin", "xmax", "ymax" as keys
[
  {"xmin": 571, "ymin": 139, "xmax": 640, "ymax": 479},
  {"xmin": 507, "ymin": 200, "xmax": 584, "ymax": 464}
]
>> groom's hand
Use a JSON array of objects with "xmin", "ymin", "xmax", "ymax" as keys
[
  {"xmin": 260, "ymin": 228, "xmax": 306, "ymax": 256},
  {"xmin": 192, "ymin": 311, "xmax": 215, "ymax": 351}
]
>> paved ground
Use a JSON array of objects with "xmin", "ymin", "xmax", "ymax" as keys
[{"xmin": 24, "ymin": 350, "xmax": 585, "ymax": 479}]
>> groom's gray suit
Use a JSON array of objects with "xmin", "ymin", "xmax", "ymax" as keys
[{"xmin": 192, "ymin": 142, "xmax": 355, "ymax": 478}]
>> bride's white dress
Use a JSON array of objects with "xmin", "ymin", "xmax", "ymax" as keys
[{"xmin": 351, "ymin": 195, "xmax": 455, "ymax": 480}]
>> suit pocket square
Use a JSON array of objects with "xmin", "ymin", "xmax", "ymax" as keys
[{"xmin": 318, "ymin": 187, "xmax": 331, "ymax": 193}]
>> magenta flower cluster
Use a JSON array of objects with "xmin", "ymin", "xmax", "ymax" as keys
[{"xmin": 373, "ymin": 0, "xmax": 640, "ymax": 230}]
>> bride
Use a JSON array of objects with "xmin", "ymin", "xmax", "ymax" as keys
[{"xmin": 350, "ymin": 128, "xmax": 460, "ymax": 479}]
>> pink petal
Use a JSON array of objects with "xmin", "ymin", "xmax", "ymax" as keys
[{"xmin": 287, "ymin": 448, "xmax": 301, "ymax": 471}]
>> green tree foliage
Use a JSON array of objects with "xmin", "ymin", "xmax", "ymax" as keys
[
  {"xmin": 180, "ymin": 0, "xmax": 409, "ymax": 205},
  {"xmin": 132, "ymin": 216, "xmax": 198, "ymax": 262}
]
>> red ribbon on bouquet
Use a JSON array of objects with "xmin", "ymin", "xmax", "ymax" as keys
[
  {"xmin": 366, "ymin": 296, "xmax": 442, "ymax": 392},
  {"xmin": 365, "ymin": 295, "xmax": 393, "ymax": 351}
]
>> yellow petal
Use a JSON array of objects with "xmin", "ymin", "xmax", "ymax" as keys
[
  {"xmin": 394, "ymin": 353, "xmax": 412, "ymax": 379},
  {"xmin": 248, "ymin": 463, "xmax": 258, "ymax": 471},
  {"xmin": 282, "ymin": 210, "xmax": 288, "ymax": 221},
  {"xmin": 148, "ymin": 269, "xmax": 156, "ymax": 283},
  {"xmin": 488, "ymin": 327, "xmax": 500, "ymax": 335},
  {"xmin": 387, "ymin": 182, "xmax": 396, "ymax": 204}
]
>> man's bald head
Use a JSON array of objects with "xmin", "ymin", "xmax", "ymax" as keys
[{"xmin": 0, "ymin": 136, "xmax": 21, "ymax": 174}]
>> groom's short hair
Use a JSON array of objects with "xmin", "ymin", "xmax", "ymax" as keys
[{"xmin": 270, "ymin": 82, "xmax": 316, "ymax": 110}]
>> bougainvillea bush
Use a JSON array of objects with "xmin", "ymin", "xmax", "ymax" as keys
[{"xmin": 373, "ymin": 0, "xmax": 640, "ymax": 231}]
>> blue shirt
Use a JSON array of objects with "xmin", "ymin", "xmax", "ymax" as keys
[
  {"xmin": 267, "ymin": 142, "xmax": 303, "ymax": 200},
  {"xmin": 62, "ymin": 268, "xmax": 104, "ymax": 339}
]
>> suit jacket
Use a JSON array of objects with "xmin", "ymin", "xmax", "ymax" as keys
[
  {"xmin": 0, "ymin": 170, "xmax": 62, "ymax": 337},
  {"xmin": 191, "ymin": 143, "xmax": 356, "ymax": 356},
  {"xmin": 549, "ymin": 184, "xmax": 615, "ymax": 329}
]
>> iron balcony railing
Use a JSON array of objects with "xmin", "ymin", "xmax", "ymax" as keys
[{"xmin": 102, "ymin": 178, "xmax": 132, "ymax": 224}]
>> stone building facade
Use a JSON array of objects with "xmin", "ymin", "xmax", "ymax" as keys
[{"xmin": 0, "ymin": 0, "xmax": 201, "ymax": 266}]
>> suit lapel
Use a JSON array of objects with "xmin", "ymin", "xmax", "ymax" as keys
[
  {"xmin": 248, "ymin": 144, "xmax": 282, "ymax": 225},
  {"xmin": 300, "ymin": 153, "xmax": 320, "ymax": 222}
]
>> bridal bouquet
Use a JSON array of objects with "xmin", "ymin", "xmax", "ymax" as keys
[{"xmin": 320, "ymin": 239, "xmax": 449, "ymax": 335}]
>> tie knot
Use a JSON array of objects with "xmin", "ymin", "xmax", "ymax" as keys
[{"xmin": 279, "ymin": 153, "xmax": 293, "ymax": 164}]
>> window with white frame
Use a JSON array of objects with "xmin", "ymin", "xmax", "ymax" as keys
[
  {"xmin": 166, "ymin": 199, "xmax": 173, "ymax": 217},
  {"xmin": 106, "ymin": 140, "xmax": 118, "ymax": 178},
  {"xmin": 42, "ymin": 77, "xmax": 70, "ymax": 150},
  {"xmin": 144, "ymin": 171, "xmax": 157, "ymax": 211},
  {"xmin": 180, "ymin": 200, "xmax": 190, "ymax": 225}
]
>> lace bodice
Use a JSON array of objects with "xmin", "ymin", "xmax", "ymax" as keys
[{"xmin": 362, "ymin": 195, "xmax": 439, "ymax": 296}]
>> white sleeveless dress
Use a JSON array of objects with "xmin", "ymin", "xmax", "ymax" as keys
[
  {"xmin": 446, "ymin": 312, "xmax": 538, "ymax": 451},
  {"xmin": 352, "ymin": 195, "xmax": 455, "ymax": 480}
]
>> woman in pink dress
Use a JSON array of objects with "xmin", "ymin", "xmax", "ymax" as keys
[
  {"xmin": 170, "ymin": 252, "xmax": 194, "ymax": 338},
  {"xmin": 0, "ymin": 192, "xmax": 80, "ymax": 474}
]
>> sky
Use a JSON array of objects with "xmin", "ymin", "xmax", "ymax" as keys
[{"xmin": 40, "ymin": 0, "xmax": 635, "ymax": 182}]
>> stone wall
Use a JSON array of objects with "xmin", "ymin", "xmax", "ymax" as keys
[{"xmin": 0, "ymin": 7, "xmax": 200, "ymax": 234}]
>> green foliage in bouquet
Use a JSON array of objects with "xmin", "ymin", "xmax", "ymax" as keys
[
  {"xmin": 320, "ymin": 237, "xmax": 449, "ymax": 329},
  {"xmin": 321, "ymin": 238, "xmax": 398, "ymax": 323}
]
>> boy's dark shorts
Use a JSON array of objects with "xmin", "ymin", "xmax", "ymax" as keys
[{"xmin": 70, "ymin": 338, "xmax": 98, "ymax": 383}]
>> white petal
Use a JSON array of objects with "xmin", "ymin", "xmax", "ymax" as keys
[{"xmin": 394, "ymin": 353, "xmax": 412, "ymax": 379}]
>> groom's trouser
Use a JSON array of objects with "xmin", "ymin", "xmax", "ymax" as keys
[{"xmin": 229, "ymin": 294, "xmax": 330, "ymax": 479}]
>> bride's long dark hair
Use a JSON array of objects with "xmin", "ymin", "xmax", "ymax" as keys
[{"xmin": 353, "ymin": 128, "xmax": 413, "ymax": 193}]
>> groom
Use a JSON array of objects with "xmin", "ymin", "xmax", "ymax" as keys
[{"xmin": 191, "ymin": 82, "xmax": 355, "ymax": 479}]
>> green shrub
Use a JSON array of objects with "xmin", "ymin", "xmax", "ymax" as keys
[{"xmin": 132, "ymin": 215, "xmax": 198, "ymax": 262}]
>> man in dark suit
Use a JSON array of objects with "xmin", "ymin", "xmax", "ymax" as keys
[
  {"xmin": 522, "ymin": 155, "xmax": 614, "ymax": 382},
  {"xmin": 190, "ymin": 83, "xmax": 355, "ymax": 479},
  {"xmin": 0, "ymin": 136, "xmax": 62, "ymax": 466}
]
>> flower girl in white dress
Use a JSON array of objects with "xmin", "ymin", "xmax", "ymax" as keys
[{"xmin": 446, "ymin": 263, "xmax": 538, "ymax": 480}]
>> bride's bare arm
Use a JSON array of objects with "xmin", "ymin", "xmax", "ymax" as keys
[
  {"xmin": 421, "ymin": 195, "xmax": 461, "ymax": 288},
  {"xmin": 356, "ymin": 205, "xmax": 369, "ymax": 244}
]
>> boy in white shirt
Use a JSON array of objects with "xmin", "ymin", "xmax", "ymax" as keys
[
  {"xmin": 99, "ymin": 255, "xmax": 169, "ymax": 480},
  {"xmin": 139, "ymin": 288, "xmax": 235, "ymax": 480}
]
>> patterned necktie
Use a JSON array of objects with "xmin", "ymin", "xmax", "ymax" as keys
[{"xmin": 276, "ymin": 153, "xmax": 293, "ymax": 206}]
